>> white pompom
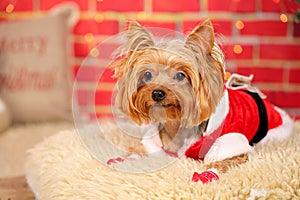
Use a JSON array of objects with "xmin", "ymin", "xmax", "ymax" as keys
[{"xmin": 204, "ymin": 133, "xmax": 253, "ymax": 164}]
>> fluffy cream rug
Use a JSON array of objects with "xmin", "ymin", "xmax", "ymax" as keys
[
  {"xmin": 25, "ymin": 119, "xmax": 300, "ymax": 200},
  {"xmin": 0, "ymin": 121, "xmax": 73, "ymax": 178}
]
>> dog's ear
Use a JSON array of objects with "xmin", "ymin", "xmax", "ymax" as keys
[
  {"xmin": 185, "ymin": 19, "xmax": 214, "ymax": 54},
  {"xmin": 184, "ymin": 20, "xmax": 225, "ymax": 127},
  {"xmin": 125, "ymin": 21, "xmax": 154, "ymax": 52},
  {"xmin": 110, "ymin": 21, "xmax": 154, "ymax": 78}
]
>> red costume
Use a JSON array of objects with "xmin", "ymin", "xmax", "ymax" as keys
[{"xmin": 185, "ymin": 88, "xmax": 283, "ymax": 160}]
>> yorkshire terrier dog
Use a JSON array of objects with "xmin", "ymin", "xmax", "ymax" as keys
[{"xmin": 110, "ymin": 19, "xmax": 293, "ymax": 173}]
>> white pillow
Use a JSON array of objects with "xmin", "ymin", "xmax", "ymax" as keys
[
  {"xmin": 0, "ymin": 3, "xmax": 79, "ymax": 122},
  {"xmin": 0, "ymin": 98, "xmax": 11, "ymax": 132}
]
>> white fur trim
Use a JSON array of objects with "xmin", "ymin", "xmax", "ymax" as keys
[
  {"xmin": 260, "ymin": 107, "xmax": 293, "ymax": 144},
  {"xmin": 204, "ymin": 133, "xmax": 253, "ymax": 164},
  {"xmin": 226, "ymin": 73, "xmax": 266, "ymax": 99},
  {"xmin": 205, "ymin": 90, "xmax": 229, "ymax": 136},
  {"xmin": 141, "ymin": 125, "xmax": 162, "ymax": 153},
  {"xmin": 226, "ymin": 73, "xmax": 253, "ymax": 90}
]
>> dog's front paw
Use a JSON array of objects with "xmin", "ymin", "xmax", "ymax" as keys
[
  {"xmin": 204, "ymin": 133, "xmax": 252, "ymax": 164},
  {"xmin": 205, "ymin": 153, "xmax": 248, "ymax": 173}
]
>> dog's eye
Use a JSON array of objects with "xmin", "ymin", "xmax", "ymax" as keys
[
  {"xmin": 143, "ymin": 71, "xmax": 153, "ymax": 82},
  {"xmin": 174, "ymin": 72, "xmax": 186, "ymax": 82}
]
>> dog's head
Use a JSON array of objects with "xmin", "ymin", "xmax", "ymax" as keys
[{"xmin": 111, "ymin": 20, "xmax": 225, "ymax": 128}]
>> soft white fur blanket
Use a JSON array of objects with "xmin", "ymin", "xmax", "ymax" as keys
[{"xmin": 25, "ymin": 119, "xmax": 300, "ymax": 199}]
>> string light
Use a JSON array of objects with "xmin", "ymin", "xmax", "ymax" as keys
[
  {"xmin": 233, "ymin": 44, "xmax": 243, "ymax": 54},
  {"xmin": 94, "ymin": 13, "xmax": 104, "ymax": 22},
  {"xmin": 90, "ymin": 48, "xmax": 99, "ymax": 57},
  {"xmin": 84, "ymin": 33, "xmax": 95, "ymax": 43},
  {"xmin": 235, "ymin": 20, "xmax": 245, "ymax": 30},
  {"xmin": 5, "ymin": 4, "xmax": 14, "ymax": 13},
  {"xmin": 272, "ymin": 0, "xmax": 280, "ymax": 3},
  {"xmin": 137, "ymin": 12, "xmax": 147, "ymax": 20},
  {"xmin": 280, "ymin": 13, "xmax": 288, "ymax": 23}
]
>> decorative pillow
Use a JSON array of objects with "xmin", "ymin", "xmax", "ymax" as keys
[
  {"xmin": 0, "ymin": 97, "xmax": 11, "ymax": 132},
  {"xmin": 0, "ymin": 4, "xmax": 79, "ymax": 122}
]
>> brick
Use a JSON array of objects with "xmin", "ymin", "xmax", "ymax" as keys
[
  {"xmin": 222, "ymin": 44, "xmax": 253, "ymax": 60},
  {"xmin": 152, "ymin": 0, "xmax": 200, "ymax": 12},
  {"xmin": 77, "ymin": 90, "xmax": 115, "ymax": 106},
  {"xmin": 75, "ymin": 66, "xmax": 115, "ymax": 82},
  {"xmin": 94, "ymin": 43, "xmax": 122, "ymax": 59},
  {"xmin": 76, "ymin": 90, "xmax": 90, "ymax": 106},
  {"xmin": 261, "ymin": 0, "xmax": 299, "ymax": 13},
  {"xmin": 96, "ymin": 0, "xmax": 143, "ymax": 12},
  {"xmin": 0, "ymin": 0, "xmax": 33, "ymax": 11},
  {"xmin": 133, "ymin": 21, "xmax": 177, "ymax": 38},
  {"xmin": 40, "ymin": 0, "xmax": 88, "ymax": 11},
  {"xmin": 182, "ymin": 20, "xmax": 203, "ymax": 34},
  {"xmin": 74, "ymin": 66, "xmax": 102, "ymax": 82},
  {"xmin": 95, "ymin": 90, "xmax": 113, "ymax": 105},
  {"xmin": 213, "ymin": 20, "xmax": 233, "ymax": 36},
  {"xmin": 208, "ymin": 0, "xmax": 256, "ymax": 12},
  {"xmin": 74, "ymin": 19, "xmax": 119, "ymax": 35},
  {"xmin": 236, "ymin": 67, "xmax": 284, "ymax": 83},
  {"xmin": 137, "ymin": 21, "xmax": 176, "ymax": 30},
  {"xmin": 262, "ymin": 91, "xmax": 300, "ymax": 108},
  {"xmin": 289, "ymin": 68, "xmax": 300, "ymax": 83},
  {"xmin": 183, "ymin": 20, "xmax": 232, "ymax": 36},
  {"xmin": 99, "ymin": 68, "xmax": 116, "ymax": 83},
  {"xmin": 74, "ymin": 43, "xmax": 90, "ymax": 57},
  {"xmin": 240, "ymin": 20, "xmax": 288, "ymax": 36},
  {"xmin": 260, "ymin": 44, "xmax": 300, "ymax": 60}
]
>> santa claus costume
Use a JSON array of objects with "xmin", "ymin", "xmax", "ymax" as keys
[{"xmin": 184, "ymin": 74, "xmax": 293, "ymax": 164}]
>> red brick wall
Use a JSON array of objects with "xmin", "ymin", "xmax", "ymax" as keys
[{"xmin": 1, "ymin": 0, "xmax": 300, "ymax": 119}]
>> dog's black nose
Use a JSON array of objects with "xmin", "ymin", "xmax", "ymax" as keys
[{"xmin": 152, "ymin": 90, "xmax": 166, "ymax": 102}]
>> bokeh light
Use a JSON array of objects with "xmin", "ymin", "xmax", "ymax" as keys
[
  {"xmin": 90, "ymin": 48, "xmax": 99, "ymax": 57},
  {"xmin": 233, "ymin": 44, "xmax": 243, "ymax": 54},
  {"xmin": 84, "ymin": 33, "xmax": 95, "ymax": 43},
  {"xmin": 94, "ymin": 14, "xmax": 104, "ymax": 22},
  {"xmin": 5, "ymin": 4, "xmax": 14, "ymax": 13},
  {"xmin": 280, "ymin": 13, "xmax": 288, "ymax": 23},
  {"xmin": 137, "ymin": 12, "xmax": 147, "ymax": 20},
  {"xmin": 235, "ymin": 20, "xmax": 245, "ymax": 30}
]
